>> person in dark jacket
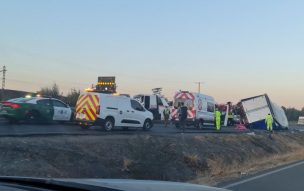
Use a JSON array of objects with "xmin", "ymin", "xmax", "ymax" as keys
[{"xmin": 178, "ymin": 103, "xmax": 188, "ymax": 132}]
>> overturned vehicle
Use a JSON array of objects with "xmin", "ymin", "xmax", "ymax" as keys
[{"xmin": 237, "ymin": 94, "xmax": 288, "ymax": 130}]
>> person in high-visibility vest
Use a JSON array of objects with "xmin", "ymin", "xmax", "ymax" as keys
[
  {"xmin": 215, "ymin": 109, "xmax": 221, "ymax": 131},
  {"xmin": 265, "ymin": 113, "xmax": 274, "ymax": 132},
  {"xmin": 228, "ymin": 111, "xmax": 234, "ymax": 126},
  {"xmin": 163, "ymin": 106, "xmax": 171, "ymax": 127}
]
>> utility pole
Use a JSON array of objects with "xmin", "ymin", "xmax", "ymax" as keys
[
  {"xmin": 195, "ymin": 82, "xmax": 204, "ymax": 94},
  {"xmin": 0, "ymin": 66, "xmax": 7, "ymax": 100}
]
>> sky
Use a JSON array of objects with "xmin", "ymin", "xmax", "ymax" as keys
[{"xmin": 0, "ymin": 0, "xmax": 304, "ymax": 108}]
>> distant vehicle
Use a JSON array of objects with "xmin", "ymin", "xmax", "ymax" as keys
[
  {"xmin": 133, "ymin": 94, "xmax": 170, "ymax": 120},
  {"xmin": 171, "ymin": 91, "xmax": 216, "ymax": 128},
  {"xmin": 238, "ymin": 94, "xmax": 289, "ymax": 130},
  {"xmin": 298, "ymin": 116, "xmax": 304, "ymax": 125},
  {"xmin": 75, "ymin": 92, "xmax": 154, "ymax": 131},
  {"xmin": 0, "ymin": 97, "xmax": 73, "ymax": 123}
]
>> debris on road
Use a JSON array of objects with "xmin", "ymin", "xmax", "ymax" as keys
[{"xmin": 246, "ymin": 132, "xmax": 255, "ymax": 136}]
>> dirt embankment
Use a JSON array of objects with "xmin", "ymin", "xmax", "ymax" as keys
[{"xmin": 0, "ymin": 132, "xmax": 304, "ymax": 186}]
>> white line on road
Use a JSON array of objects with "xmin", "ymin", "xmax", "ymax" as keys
[{"xmin": 223, "ymin": 160, "xmax": 304, "ymax": 189}]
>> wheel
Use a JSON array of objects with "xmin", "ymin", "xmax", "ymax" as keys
[
  {"xmin": 25, "ymin": 111, "xmax": 40, "ymax": 124},
  {"xmin": 198, "ymin": 120, "xmax": 204, "ymax": 129},
  {"xmin": 104, "ymin": 118, "xmax": 114, "ymax": 131},
  {"xmin": 143, "ymin": 119, "xmax": 152, "ymax": 131},
  {"xmin": 80, "ymin": 124, "xmax": 90, "ymax": 129}
]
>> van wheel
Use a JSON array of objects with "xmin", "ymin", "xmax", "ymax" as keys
[
  {"xmin": 80, "ymin": 124, "xmax": 90, "ymax": 129},
  {"xmin": 104, "ymin": 118, "xmax": 114, "ymax": 131},
  {"xmin": 198, "ymin": 120, "xmax": 204, "ymax": 129},
  {"xmin": 143, "ymin": 119, "xmax": 152, "ymax": 131}
]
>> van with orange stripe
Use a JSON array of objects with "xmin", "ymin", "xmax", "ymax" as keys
[{"xmin": 75, "ymin": 92, "xmax": 154, "ymax": 131}]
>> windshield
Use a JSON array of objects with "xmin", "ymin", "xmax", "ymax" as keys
[{"xmin": 1, "ymin": 1, "xmax": 303, "ymax": 191}]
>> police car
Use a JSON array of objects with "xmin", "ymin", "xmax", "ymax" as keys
[{"xmin": 0, "ymin": 97, "xmax": 73, "ymax": 123}]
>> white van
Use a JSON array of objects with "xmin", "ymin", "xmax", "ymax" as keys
[
  {"xmin": 133, "ymin": 94, "xmax": 170, "ymax": 120},
  {"xmin": 172, "ymin": 91, "xmax": 216, "ymax": 128},
  {"xmin": 75, "ymin": 92, "xmax": 154, "ymax": 131}
]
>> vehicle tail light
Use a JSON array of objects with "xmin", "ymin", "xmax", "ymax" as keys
[
  {"xmin": 96, "ymin": 105, "xmax": 100, "ymax": 115},
  {"xmin": 3, "ymin": 102, "xmax": 21, "ymax": 109}
]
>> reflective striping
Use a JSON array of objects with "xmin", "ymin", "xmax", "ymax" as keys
[
  {"xmin": 76, "ymin": 95, "xmax": 87, "ymax": 108},
  {"xmin": 76, "ymin": 97, "xmax": 97, "ymax": 113},
  {"xmin": 75, "ymin": 94, "xmax": 100, "ymax": 121},
  {"xmin": 92, "ymin": 95, "xmax": 99, "ymax": 105},
  {"xmin": 88, "ymin": 95, "xmax": 98, "ymax": 109},
  {"xmin": 77, "ymin": 95, "xmax": 87, "ymax": 104},
  {"xmin": 85, "ymin": 109, "xmax": 94, "ymax": 121},
  {"xmin": 175, "ymin": 92, "xmax": 195, "ymax": 100}
]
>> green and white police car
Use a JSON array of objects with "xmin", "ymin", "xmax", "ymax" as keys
[{"xmin": 0, "ymin": 97, "xmax": 73, "ymax": 123}]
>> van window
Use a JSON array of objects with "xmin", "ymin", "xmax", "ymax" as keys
[
  {"xmin": 207, "ymin": 102, "xmax": 215, "ymax": 112},
  {"xmin": 131, "ymin": 100, "xmax": 145, "ymax": 111},
  {"xmin": 144, "ymin": 96, "xmax": 150, "ymax": 109},
  {"xmin": 157, "ymin": 97, "xmax": 164, "ymax": 106},
  {"xmin": 174, "ymin": 99, "xmax": 194, "ymax": 108}
]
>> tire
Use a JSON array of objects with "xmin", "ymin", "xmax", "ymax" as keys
[
  {"xmin": 25, "ymin": 111, "xmax": 40, "ymax": 124},
  {"xmin": 198, "ymin": 120, "xmax": 204, "ymax": 129},
  {"xmin": 104, "ymin": 118, "xmax": 114, "ymax": 132},
  {"xmin": 80, "ymin": 124, "xmax": 90, "ymax": 129},
  {"xmin": 143, "ymin": 119, "xmax": 152, "ymax": 131}
]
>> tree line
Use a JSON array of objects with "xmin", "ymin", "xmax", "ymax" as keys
[
  {"xmin": 282, "ymin": 107, "xmax": 304, "ymax": 122},
  {"xmin": 38, "ymin": 83, "xmax": 80, "ymax": 107}
]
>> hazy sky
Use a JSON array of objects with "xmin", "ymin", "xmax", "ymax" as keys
[{"xmin": 0, "ymin": 0, "xmax": 303, "ymax": 108}]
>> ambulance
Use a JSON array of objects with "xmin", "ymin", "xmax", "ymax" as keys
[
  {"xmin": 75, "ymin": 92, "xmax": 154, "ymax": 131},
  {"xmin": 171, "ymin": 91, "xmax": 216, "ymax": 128}
]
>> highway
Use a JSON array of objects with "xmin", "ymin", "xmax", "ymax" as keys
[
  {"xmin": 0, "ymin": 118, "xmax": 249, "ymax": 136},
  {"xmin": 222, "ymin": 161, "xmax": 304, "ymax": 191}
]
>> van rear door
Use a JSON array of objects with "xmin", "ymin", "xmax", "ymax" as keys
[{"xmin": 75, "ymin": 93, "xmax": 100, "ymax": 122}]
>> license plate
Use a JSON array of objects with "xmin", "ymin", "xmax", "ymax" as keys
[{"xmin": 76, "ymin": 113, "xmax": 86, "ymax": 119}]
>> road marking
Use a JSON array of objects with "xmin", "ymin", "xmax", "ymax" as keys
[{"xmin": 223, "ymin": 160, "xmax": 304, "ymax": 189}]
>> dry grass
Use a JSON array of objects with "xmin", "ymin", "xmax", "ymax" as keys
[
  {"xmin": 184, "ymin": 154, "xmax": 200, "ymax": 168},
  {"xmin": 121, "ymin": 158, "xmax": 133, "ymax": 172}
]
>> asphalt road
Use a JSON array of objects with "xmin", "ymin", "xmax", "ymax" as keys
[
  {"xmin": 222, "ymin": 161, "xmax": 304, "ymax": 191},
  {"xmin": 0, "ymin": 118, "xmax": 249, "ymax": 136}
]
